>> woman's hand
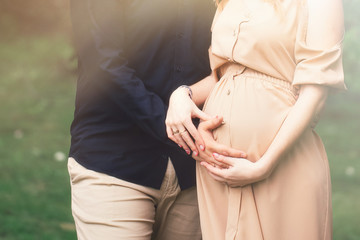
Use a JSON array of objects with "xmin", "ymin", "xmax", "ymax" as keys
[
  {"xmin": 193, "ymin": 116, "xmax": 247, "ymax": 169},
  {"xmin": 200, "ymin": 84, "xmax": 329, "ymax": 187},
  {"xmin": 200, "ymin": 153, "xmax": 269, "ymax": 187},
  {"xmin": 166, "ymin": 86, "xmax": 212, "ymax": 155}
]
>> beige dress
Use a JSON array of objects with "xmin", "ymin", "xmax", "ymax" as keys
[{"xmin": 197, "ymin": 0, "xmax": 346, "ymax": 239}]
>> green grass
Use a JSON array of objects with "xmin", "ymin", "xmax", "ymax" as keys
[
  {"xmin": 0, "ymin": 36, "xmax": 359, "ymax": 239},
  {"xmin": 0, "ymin": 36, "xmax": 77, "ymax": 240}
]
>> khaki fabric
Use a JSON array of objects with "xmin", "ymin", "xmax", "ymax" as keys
[
  {"xmin": 68, "ymin": 158, "xmax": 201, "ymax": 240},
  {"xmin": 197, "ymin": 0, "xmax": 345, "ymax": 239}
]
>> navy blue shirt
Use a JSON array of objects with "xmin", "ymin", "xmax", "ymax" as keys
[{"xmin": 69, "ymin": 0, "xmax": 215, "ymax": 189}]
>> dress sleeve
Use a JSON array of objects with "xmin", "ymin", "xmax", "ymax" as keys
[
  {"xmin": 293, "ymin": 0, "xmax": 346, "ymax": 90},
  {"xmin": 208, "ymin": 3, "xmax": 229, "ymax": 81}
]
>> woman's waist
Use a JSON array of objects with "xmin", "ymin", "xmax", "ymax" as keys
[{"xmin": 219, "ymin": 63, "xmax": 299, "ymax": 98}]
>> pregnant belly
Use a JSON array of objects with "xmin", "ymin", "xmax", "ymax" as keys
[{"xmin": 203, "ymin": 72, "xmax": 297, "ymax": 162}]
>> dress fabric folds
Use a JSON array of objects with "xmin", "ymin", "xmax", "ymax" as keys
[{"xmin": 197, "ymin": 0, "xmax": 345, "ymax": 239}]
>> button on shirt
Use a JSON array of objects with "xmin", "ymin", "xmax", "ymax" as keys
[{"xmin": 69, "ymin": 0, "xmax": 215, "ymax": 189}]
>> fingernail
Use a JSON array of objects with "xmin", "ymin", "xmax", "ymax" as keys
[
  {"xmin": 213, "ymin": 153, "xmax": 219, "ymax": 158},
  {"xmin": 200, "ymin": 145, "xmax": 204, "ymax": 151},
  {"xmin": 221, "ymin": 121, "xmax": 226, "ymax": 125},
  {"xmin": 193, "ymin": 151, "xmax": 198, "ymax": 156},
  {"xmin": 186, "ymin": 150, "xmax": 191, "ymax": 155},
  {"xmin": 178, "ymin": 144, "xmax": 182, "ymax": 148}
]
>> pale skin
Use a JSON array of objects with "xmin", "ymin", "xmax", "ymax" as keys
[
  {"xmin": 166, "ymin": 75, "xmax": 216, "ymax": 156},
  {"xmin": 166, "ymin": 0, "xmax": 343, "ymax": 187},
  {"xmin": 166, "ymin": 74, "xmax": 247, "ymax": 168}
]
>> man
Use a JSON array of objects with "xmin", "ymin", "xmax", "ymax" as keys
[{"xmin": 68, "ymin": 0, "xmax": 215, "ymax": 239}]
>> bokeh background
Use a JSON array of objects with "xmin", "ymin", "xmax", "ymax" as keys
[{"xmin": 0, "ymin": 0, "xmax": 359, "ymax": 239}]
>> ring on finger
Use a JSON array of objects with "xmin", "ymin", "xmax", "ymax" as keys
[
  {"xmin": 172, "ymin": 129, "xmax": 180, "ymax": 134},
  {"xmin": 179, "ymin": 129, "xmax": 187, "ymax": 134}
]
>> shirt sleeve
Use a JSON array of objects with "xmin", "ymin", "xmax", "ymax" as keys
[
  {"xmin": 71, "ymin": 0, "xmax": 173, "ymax": 146},
  {"xmin": 293, "ymin": 0, "xmax": 346, "ymax": 90}
]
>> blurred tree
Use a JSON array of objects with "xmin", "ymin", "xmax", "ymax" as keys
[
  {"xmin": 343, "ymin": 0, "xmax": 360, "ymax": 93},
  {"xmin": 0, "ymin": 0, "xmax": 71, "ymax": 37},
  {"xmin": 0, "ymin": 0, "xmax": 359, "ymax": 92}
]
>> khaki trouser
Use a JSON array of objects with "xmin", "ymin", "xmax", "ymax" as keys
[{"xmin": 68, "ymin": 157, "xmax": 201, "ymax": 240}]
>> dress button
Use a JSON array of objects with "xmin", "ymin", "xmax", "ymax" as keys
[
  {"xmin": 227, "ymin": 89, "xmax": 231, "ymax": 95},
  {"xmin": 233, "ymin": 29, "xmax": 237, "ymax": 36}
]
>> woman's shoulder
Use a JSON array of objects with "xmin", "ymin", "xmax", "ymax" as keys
[{"xmin": 303, "ymin": 0, "xmax": 344, "ymax": 48}]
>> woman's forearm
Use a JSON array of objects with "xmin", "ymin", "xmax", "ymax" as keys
[
  {"xmin": 258, "ymin": 84, "xmax": 329, "ymax": 175},
  {"xmin": 190, "ymin": 73, "xmax": 217, "ymax": 107}
]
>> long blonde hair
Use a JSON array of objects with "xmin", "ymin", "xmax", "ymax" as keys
[
  {"xmin": 215, "ymin": 0, "xmax": 281, "ymax": 11},
  {"xmin": 214, "ymin": 0, "xmax": 227, "ymax": 8},
  {"xmin": 215, "ymin": 0, "xmax": 279, "ymax": 4}
]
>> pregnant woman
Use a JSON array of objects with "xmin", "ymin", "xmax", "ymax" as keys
[{"xmin": 165, "ymin": 0, "xmax": 346, "ymax": 239}]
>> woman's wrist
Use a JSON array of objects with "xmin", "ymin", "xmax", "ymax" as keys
[
  {"xmin": 178, "ymin": 85, "xmax": 193, "ymax": 99},
  {"xmin": 255, "ymin": 156, "xmax": 276, "ymax": 180},
  {"xmin": 169, "ymin": 85, "xmax": 194, "ymax": 108}
]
